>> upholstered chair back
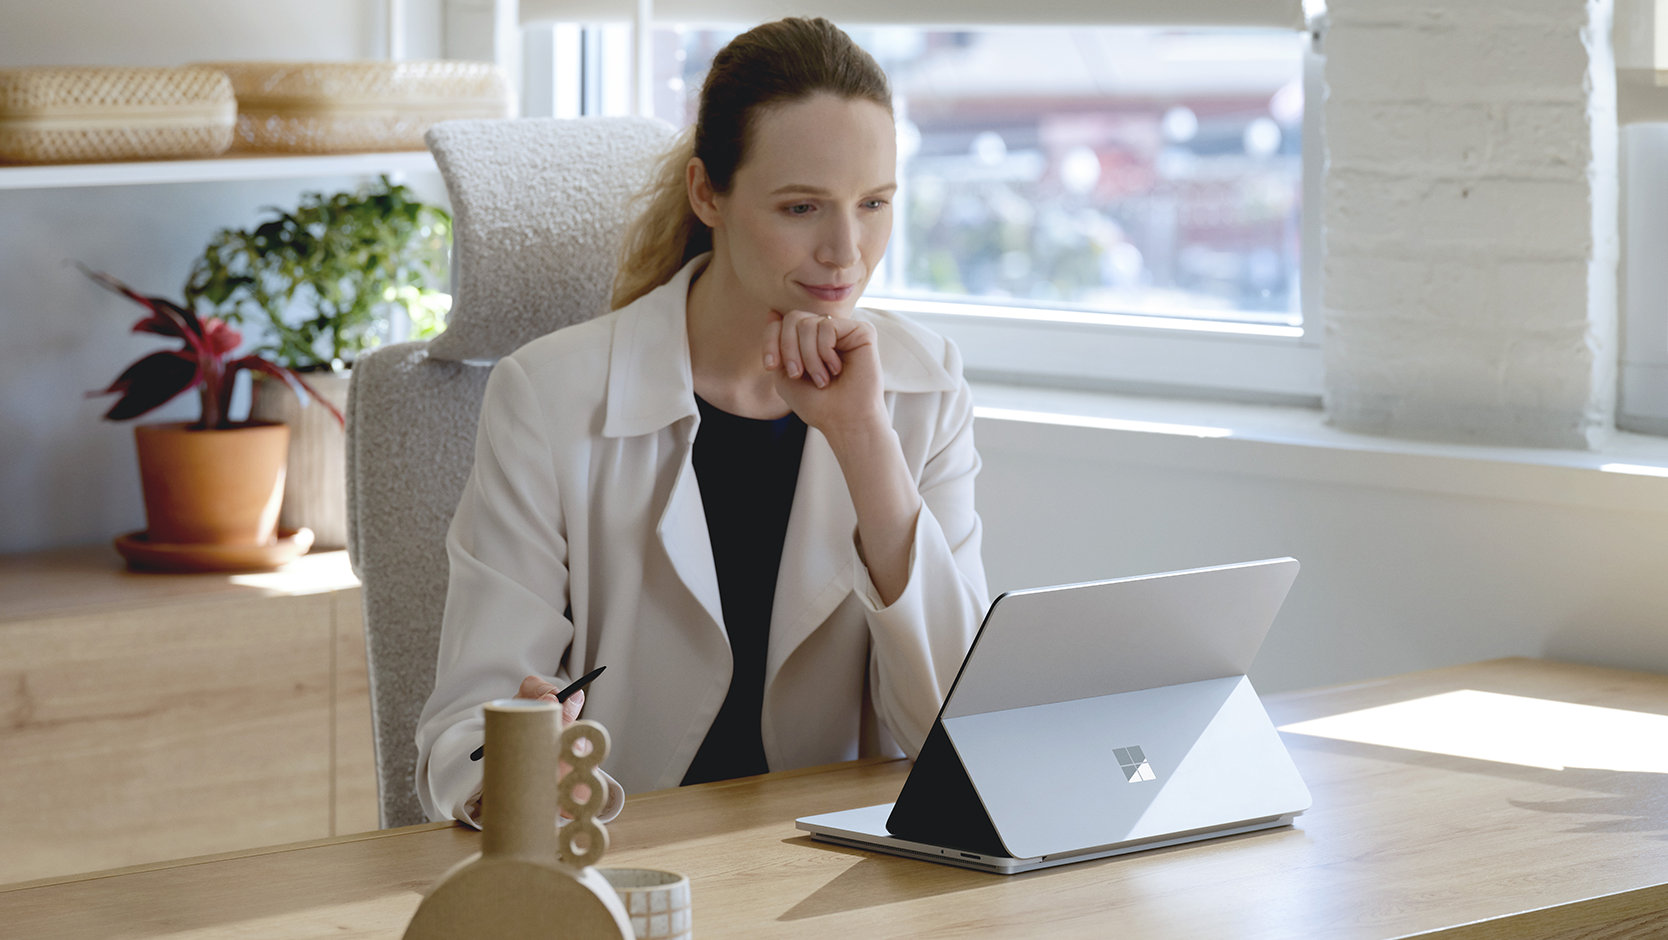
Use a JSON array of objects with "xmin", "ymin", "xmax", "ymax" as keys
[{"xmin": 347, "ymin": 116, "xmax": 673, "ymax": 827}]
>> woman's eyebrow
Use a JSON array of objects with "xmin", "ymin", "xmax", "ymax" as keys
[{"xmin": 769, "ymin": 182, "xmax": 899, "ymax": 196}]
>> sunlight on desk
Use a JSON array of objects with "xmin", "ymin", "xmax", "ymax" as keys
[
  {"xmin": 1599, "ymin": 462, "xmax": 1668, "ymax": 478},
  {"xmin": 1279, "ymin": 689, "xmax": 1668, "ymax": 773},
  {"xmin": 226, "ymin": 551, "xmax": 360, "ymax": 594}
]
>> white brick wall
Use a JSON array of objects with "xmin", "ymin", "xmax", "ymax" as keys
[{"xmin": 1322, "ymin": 0, "xmax": 1619, "ymax": 448}]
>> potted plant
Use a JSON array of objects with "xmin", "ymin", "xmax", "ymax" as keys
[
  {"xmin": 184, "ymin": 176, "xmax": 452, "ymax": 549},
  {"xmin": 84, "ymin": 266, "xmax": 341, "ymax": 571}
]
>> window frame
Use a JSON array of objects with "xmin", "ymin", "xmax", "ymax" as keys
[
  {"xmin": 1619, "ymin": 123, "xmax": 1668, "ymax": 435},
  {"xmin": 866, "ymin": 24, "xmax": 1326, "ymax": 403},
  {"xmin": 520, "ymin": 16, "xmax": 1327, "ymax": 405}
]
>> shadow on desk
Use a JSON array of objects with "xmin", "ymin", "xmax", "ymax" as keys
[
  {"xmin": 774, "ymin": 822, "xmax": 1302, "ymax": 923},
  {"xmin": 775, "ymin": 837, "xmax": 991, "ymax": 921}
]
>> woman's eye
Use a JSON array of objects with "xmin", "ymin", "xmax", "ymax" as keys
[
  {"xmin": 785, "ymin": 203, "xmax": 815, "ymax": 216},
  {"xmin": 862, "ymin": 199, "xmax": 890, "ymax": 211}
]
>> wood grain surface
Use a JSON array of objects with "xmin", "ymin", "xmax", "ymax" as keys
[
  {"xmin": 1, "ymin": 658, "xmax": 1665, "ymax": 938},
  {"xmin": 0, "ymin": 547, "xmax": 377, "ymax": 883}
]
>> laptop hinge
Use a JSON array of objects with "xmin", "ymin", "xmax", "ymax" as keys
[{"xmin": 886, "ymin": 721, "xmax": 1010, "ymax": 857}]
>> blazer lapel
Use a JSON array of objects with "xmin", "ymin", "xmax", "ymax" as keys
[
  {"xmin": 654, "ymin": 417, "xmax": 727, "ymax": 640},
  {"xmin": 766, "ymin": 428, "xmax": 857, "ymax": 682},
  {"xmin": 604, "ymin": 257, "xmax": 728, "ymax": 652}
]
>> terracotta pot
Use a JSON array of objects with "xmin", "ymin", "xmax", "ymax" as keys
[
  {"xmin": 251, "ymin": 370, "xmax": 350, "ymax": 550},
  {"xmin": 134, "ymin": 421, "xmax": 290, "ymax": 545}
]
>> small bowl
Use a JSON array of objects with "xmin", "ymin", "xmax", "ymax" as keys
[{"xmin": 598, "ymin": 868, "xmax": 690, "ymax": 940}]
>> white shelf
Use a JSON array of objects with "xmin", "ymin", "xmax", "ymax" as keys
[{"xmin": 0, "ymin": 150, "xmax": 438, "ymax": 191}]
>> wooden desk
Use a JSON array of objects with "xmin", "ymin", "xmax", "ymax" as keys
[{"xmin": 4, "ymin": 658, "xmax": 1668, "ymax": 939}]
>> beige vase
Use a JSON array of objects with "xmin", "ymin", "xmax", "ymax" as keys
[
  {"xmin": 134, "ymin": 421, "xmax": 289, "ymax": 545},
  {"xmin": 251, "ymin": 370, "xmax": 350, "ymax": 550},
  {"xmin": 402, "ymin": 705, "xmax": 634, "ymax": 939}
]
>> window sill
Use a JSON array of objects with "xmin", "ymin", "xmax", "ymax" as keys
[{"xmin": 970, "ymin": 382, "xmax": 1668, "ymax": 516}]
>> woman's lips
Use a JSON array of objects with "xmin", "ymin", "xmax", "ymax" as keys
[{"xmin": 799, "ymin": 282, "xmax": 856, "ymax": 302}]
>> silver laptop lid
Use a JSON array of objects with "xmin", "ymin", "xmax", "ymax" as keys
[
  {"xmin": 943, "ymin": 557, "xmax": 1301, "ymax": 721},
  {"xmin": 881, "ymin": 557, "xmax": 1309, "ymax": 860}
]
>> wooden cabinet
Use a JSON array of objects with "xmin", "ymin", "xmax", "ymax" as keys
[{"xmin": 0, "ymin": 547, "xmax": 378, "ymax": 885}]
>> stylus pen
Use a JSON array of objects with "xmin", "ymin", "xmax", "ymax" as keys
[{"xmin": 469, "ymin": 665, "xmax": 606, "ymax": 761}]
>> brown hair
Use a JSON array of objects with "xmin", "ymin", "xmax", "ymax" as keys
[{"xmin": 611, "ymin": 17, "xmax": 892, "ymax": 309}]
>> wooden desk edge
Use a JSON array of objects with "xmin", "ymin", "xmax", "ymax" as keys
[
  {"xmin": 0, "ymin": 821, "xmax": 455, "ymax": 895},
  {"xmin": 1393, "ymin": 881, "xmax": 1668, "ymax": 940},
  {"xmin": 0, "ymin": 757, "xmax": 906, "ymax": 895}
]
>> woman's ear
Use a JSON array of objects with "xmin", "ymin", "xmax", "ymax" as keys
[{"xmin": 687, "ymin": 157, "xmax": 723, "ymax": 228}]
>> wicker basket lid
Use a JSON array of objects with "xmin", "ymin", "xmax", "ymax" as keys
[
  {"xmin": 207, "ymin": 60, "xmax": 508, "ymax": 105},
  {"xmin": 0, "ymin": 66, "xmax": 234, "ymax": 113}
]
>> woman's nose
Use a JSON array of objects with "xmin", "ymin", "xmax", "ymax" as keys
[{"xmin": 816, "ymin": 213, "xmax": 861, "ymax": 269}]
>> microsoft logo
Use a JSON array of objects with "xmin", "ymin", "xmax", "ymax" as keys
[{"xmin": 1115, "ymin": 745, "xmax": 1156, "ymax": 783}]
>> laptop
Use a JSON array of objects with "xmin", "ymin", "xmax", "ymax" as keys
[{"xmin": 795, "ymin": 557, "xmax": 1310, "ymax": 874}]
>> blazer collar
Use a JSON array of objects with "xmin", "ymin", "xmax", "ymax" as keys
[{"xmin": 602, "ymin": 253, "xmax": 956, "ymax": 439}]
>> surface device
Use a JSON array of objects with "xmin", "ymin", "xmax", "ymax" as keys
[{"xmin": 795, "ymin": 558, "xmax": 1310, "ymax": 874}]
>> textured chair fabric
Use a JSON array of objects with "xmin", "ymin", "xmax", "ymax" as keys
[
  {"xmin": 346, "ymin": 343, "xmax": 489, "ymax": 828},
  {"xmin": 425, "ymin": 115, "xmax": 676, "ymax": 362},
  {"xmin": 347, "ymin": 116, "xmax": 674, "ymax": 828}
]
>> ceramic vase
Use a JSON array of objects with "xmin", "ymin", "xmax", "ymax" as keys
[
  {"xmin": 133, "ymin": 421, "xmax": 289, "ymax": 545},
  {"xmin": 250, "ymin": 369, "xmax": 350, "ymax": 550},
  {"xmin": 402, "ymin": 703, "xmax": 633, "ymax": 939}
]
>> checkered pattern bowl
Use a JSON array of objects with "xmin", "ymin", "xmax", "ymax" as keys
[{"xmin": 599, "ymin": 868, "xmax": 691, "ymax": 940}]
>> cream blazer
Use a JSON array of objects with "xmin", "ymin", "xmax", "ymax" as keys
[{"xmin": 415, "ymin": 256, "xmax": 989, "ymax": 823}]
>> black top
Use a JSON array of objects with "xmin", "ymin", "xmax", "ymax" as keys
[{"xmin": 681, "ymin": 394, "xmax": 808, "ymax": 786}]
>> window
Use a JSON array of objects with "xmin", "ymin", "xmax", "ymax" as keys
[
  {"xmin": 1620, "ymin": 124, "xmax": 1668, "ymax": 435},
  {"xmin": 526, "ymin": 19, "xmax": 1323, "ymax": 403}
]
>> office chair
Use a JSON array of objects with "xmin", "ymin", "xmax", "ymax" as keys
[{"xmin": 346, "ymin": 115, "xmax": 673, "ymax": 828}]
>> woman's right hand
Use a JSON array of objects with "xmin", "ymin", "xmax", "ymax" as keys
[
  {"xmin": 516, "ymin": 675, "xmax": 589, "ymax": 816},
  {"xmin": 516, "ymin": 674, "xmax": 585, "ymax": 725},
  {"xmin": 764, "ymin": 309, "xmax": 888, "ymax": 443}
]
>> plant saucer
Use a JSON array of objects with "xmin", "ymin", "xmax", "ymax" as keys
[{"xmin": 114, "ymin": 528, "xmax": 314, "ymax": 573}]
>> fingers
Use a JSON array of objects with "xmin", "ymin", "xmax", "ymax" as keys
[
  {"xmin": 512, "ymin": 676, "xmax": 589, "ymax": 821},
  {"xmin": 517, "ymin": 674, "xmax": 559, "ymax": 701},
  {"xmin": 807, "ymin": 315, "xmax": 841, "ymax": 384},
  {"xmin": 762, "ymin": 315, "xmax": 782, "ymax": 372},
  {"xmin": 769, "ymin": 311, "xmax": 842, "ymax": 388},
  {"xmin": 517, "ymin": 676, "xmax": 585, "ymax": 725}
]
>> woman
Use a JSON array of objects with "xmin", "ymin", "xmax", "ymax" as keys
[{"xmin": 415, "ymin": 16, "xmax": 988, "ymax": 825}]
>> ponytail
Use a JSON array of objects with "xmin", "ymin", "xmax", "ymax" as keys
[{"xmin": 611, "ymin": 129, "xmax": 711, "ymax": 310}]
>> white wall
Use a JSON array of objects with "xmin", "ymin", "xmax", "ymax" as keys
[
  {"xmin": 0, "ymin": 0, "xmax": 447, "ymax": 552},
  {"xmin": 974, "ymin": 408, "xmax": 1668, "ymax": 694},
  {"xmin": 1322, "ymin": 0, "xmax": 1619, "ymax": 448}
]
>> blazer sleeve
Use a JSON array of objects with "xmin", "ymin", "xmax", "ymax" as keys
[
  {"xmin": 413, "ymin": 355, "xmax": 623, "ymax": 826},
  {"xmin": 853, "ymin": 341, "xmax": 990, "ymax": 757}
]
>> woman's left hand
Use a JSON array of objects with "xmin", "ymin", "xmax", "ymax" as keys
[{"xmin": 764, "ymin": 309, "xmax": 887, "ymax": 438}]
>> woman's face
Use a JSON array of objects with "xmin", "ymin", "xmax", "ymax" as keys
[{"xmin": 695, "ymin": 93, "xmax": 897, "ymax": 317}]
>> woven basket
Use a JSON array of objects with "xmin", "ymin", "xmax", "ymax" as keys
[
  {"xmin": 0, "ymin": 66, "xmax": 235, "ymax": 164},
  {"xmin": 209, "ymin": 60, "xmax": 511, "ymax": 154}
]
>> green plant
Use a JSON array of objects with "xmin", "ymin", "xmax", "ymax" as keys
[
  {"xmin": 82, "ymin": 266, "xmax": 340, "ymax": 430},
  {"xmin": 184, "ymin": 176, "xmax": 452, "ymax": 371}
]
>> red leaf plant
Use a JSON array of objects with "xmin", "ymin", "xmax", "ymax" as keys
[{"xmin": 82, "ymin": 265, "xmax": 344, "ymax": 431}]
